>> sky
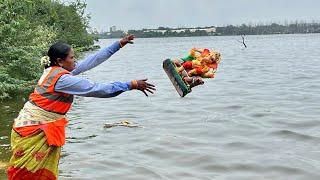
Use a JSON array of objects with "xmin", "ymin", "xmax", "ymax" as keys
[{"xmin": 64, "ymin": 0, "xmax": 319, "ymax": 32}]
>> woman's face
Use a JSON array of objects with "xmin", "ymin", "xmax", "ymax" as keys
[{"xmin": 59, "ymin": 48, "xmax": 75, "ymax": 72}]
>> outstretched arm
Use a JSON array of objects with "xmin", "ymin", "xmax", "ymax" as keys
[
  {"xmin": 72, "ymin": 35, "xmax": 135, "ymax": 75},
  {"xmin": 55, "ymin": 74, "xmax": 131, "ymax": 97},
  {"xmin": 55, "ymin": 74, "xmax": 155, "ymax": 98},
  {"xmin": 71, "ymin": 41, "xmax": 120, "ymax": 75}
]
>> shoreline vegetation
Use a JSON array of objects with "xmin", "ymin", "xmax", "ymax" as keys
[
  {"xmin": 0, "ymin": 0, "xmax": 98, "ymax": 101},
  {"xmin": 94, "ymin": 22, "xmax": 320, "ymax": 39}
]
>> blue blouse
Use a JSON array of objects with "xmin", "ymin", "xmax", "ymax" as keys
[{"xmin": 54, "ymin": 41, "xmax": 131, "ymax": 98}]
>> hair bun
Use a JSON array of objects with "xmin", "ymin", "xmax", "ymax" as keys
[{"xmin": 40, "ymin": 56, "xmax": 51, "ymax": 66}]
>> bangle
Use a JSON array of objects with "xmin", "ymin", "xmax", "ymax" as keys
[{"xmin": 131, "ymin": 80, "xmax": 138, "ymax": 89}]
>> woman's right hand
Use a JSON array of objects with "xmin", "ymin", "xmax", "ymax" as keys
[
  {"xmin": 131, "ymin": 79, "xmax": 156, "ymax": 96},
  {"xmin": 120, "ymin": 34, "xmax": 135, "ymax": 47}
]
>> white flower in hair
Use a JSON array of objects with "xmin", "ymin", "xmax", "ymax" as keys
[{"xmin": 40, "ymin": 56, "xmax": 51, "ymax": 66}]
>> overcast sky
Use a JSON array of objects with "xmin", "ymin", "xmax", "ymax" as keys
[{"xmin": 65, "ymin": 0, "xmax": 319, "ymax": 31}]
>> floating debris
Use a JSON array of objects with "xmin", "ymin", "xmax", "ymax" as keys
[{"xmin": 104, "ymin": 120, "xmax": 142, "ymax": 128}]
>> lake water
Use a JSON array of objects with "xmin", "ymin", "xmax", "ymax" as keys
[{"xmin": 1, "ymin": 34, "xmax": 320, "ymax": 179}]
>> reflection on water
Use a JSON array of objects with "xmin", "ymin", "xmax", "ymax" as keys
[{"xmin": 1, "ymin": 34, "xmax": 320, "ymax": 179}]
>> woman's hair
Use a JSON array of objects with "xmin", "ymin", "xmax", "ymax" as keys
[{"xmin": 45, "ymin": 42, "xmax": 71, "ymax": 68}]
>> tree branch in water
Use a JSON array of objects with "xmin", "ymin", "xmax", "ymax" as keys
[{"xmin": 237, "ymin": 34, "xmax": 247, "ymax": 48}]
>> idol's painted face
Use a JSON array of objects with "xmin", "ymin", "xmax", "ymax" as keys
[
  {"xmin": 209, "ymin": 52, "xmax": 221, "ymax": 63},
  {"xmin": 59, "ymin": 48, "xmax": 75, "ymax": 72}
]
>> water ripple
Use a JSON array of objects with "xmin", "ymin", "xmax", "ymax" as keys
[{"xmin": 269, "ymin": 129, "xmax": 319, "ymax": 141}]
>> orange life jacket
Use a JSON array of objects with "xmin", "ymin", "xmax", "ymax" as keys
[{"xmin": 29, "ymin": 66, "xmax": 73, "ymax": 115}]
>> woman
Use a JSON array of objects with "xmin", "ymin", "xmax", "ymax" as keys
[{"xmin": 7, "ymin": 35, "xmax": 156, "ymax": 179}]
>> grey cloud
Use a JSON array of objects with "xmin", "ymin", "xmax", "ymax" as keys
[{"xmin": 74, "ymin": 0, "xmax": 320, "ymax": 31}]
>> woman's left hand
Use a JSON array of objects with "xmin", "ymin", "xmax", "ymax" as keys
[
  {"xmin": 120, "ymin": 34, "xmax": 135, "ymax": 47},
  {"xmin": 132, "ymin": 79, "xmax": 156, "ymax": 97}
]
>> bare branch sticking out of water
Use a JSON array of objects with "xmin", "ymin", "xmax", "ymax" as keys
[{"xmin": 237, "ymin": 34, "xmax": 247, "ymax": 48}]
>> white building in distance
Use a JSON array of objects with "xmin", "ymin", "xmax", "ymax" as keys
[
  {"xmin": 110, "ymin": 26, "xmax": 116, "ymax": 32},
  {"xmin": 143, "ymin": 26, "xmax": 216, "ymax": 34}
]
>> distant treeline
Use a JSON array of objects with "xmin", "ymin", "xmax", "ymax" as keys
[
  {"xmin": 95, "ymin": 22, "xmax": 320, "ymax": 39},
  {"xmin": 0, "ymin": 0, "xmax": 96, "ymax": 100},
  {"xmin": 217, "ymin": 22, "xmax": 320, "ymax": 35}
]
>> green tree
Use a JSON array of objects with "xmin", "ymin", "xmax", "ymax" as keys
[{"xmin": 0, "ymin": 0, "xmax": 95, "ymax": 100}]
